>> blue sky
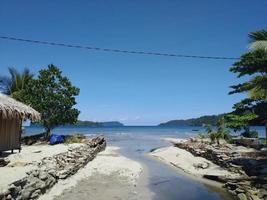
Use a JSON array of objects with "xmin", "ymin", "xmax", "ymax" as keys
[{"xmin": 0, "ymin": 1, "xmax": 266, "ymax": 125}]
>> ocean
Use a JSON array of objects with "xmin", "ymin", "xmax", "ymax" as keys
[{"xmin": 23, "ymin": 125, "xmax": 265, "ymax": 200}]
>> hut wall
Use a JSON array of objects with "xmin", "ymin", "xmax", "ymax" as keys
[{"xmin": 0, "ymin": 118, "xmax": 21, "ymax": 151}]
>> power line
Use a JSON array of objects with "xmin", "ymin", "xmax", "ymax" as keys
[{"xmin": 0, "ymin": 35, "xmax": 239, "ymax": 60}]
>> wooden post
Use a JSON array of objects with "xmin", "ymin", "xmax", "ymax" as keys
[{"xmin": 19, "ymin": 119, "xmax": 22, "ymax": 153}]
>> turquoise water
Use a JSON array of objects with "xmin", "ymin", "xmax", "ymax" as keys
[
  {"xmin": 24, "ymin": 126, "xmax": 265, "ymax": 200},
  {"xmin": 24, "ymin": 125, "xmax": 265, "ymax": 138}
]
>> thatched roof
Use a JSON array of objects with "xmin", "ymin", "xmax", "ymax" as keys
[{"xmin": 0, "ymin": 93, "xmax": 40, "ymax": 121}]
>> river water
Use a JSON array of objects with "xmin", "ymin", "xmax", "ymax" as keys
[{"xmin": 25, "ymin": 126, "xmax": 265, "ymax": 200}]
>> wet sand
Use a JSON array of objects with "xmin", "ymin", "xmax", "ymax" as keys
[
  {"xmin": 39, "ymin": 146, "xmax": 151, "ymax": 200},
  {"xmin": 53, "ymin": 173, "xmax": 150, "ymax": 200}
]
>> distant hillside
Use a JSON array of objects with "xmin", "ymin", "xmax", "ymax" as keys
[
  {"xmin": 159, "ymin": 114, "xmax": 225, "ymax": 127},
  {"xmin": 76, "ymin": 120, "xmax": 124, "ymax": 127}
]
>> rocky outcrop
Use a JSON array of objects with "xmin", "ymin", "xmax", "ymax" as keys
[
  {"xmin": 0, "ymin": 136, "xmax": 106, "ymax": 200},
  {"xmin": 0, "ymin": 158, "xmax": 10, "ymax": 167},
  {"xmin": 175, "ymin": 139, "xmax": 267, "ymax": 200}
]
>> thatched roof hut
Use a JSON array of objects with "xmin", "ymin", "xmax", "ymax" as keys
[{"xmin": 0, "ymin": 93, "xmax": 40, "ymax": 152}]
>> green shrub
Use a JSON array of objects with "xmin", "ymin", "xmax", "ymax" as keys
[
  {"xmin": 64, "ymin": 134, "xmax": 86, "ymax": 144},
  {"xmin": 241, "ymin": 130, "xmax": 258, "ymax": 138},
  {"xmin": 197, "ymin": 133, "xmax": 206, "ymax": 139}
]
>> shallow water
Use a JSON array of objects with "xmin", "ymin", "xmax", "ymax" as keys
[
  {"xmin": 106, "ymin": 132, "xmax": 232, "ymax": 200},
  {"xmin": 25, "ymin": 126, "xmax": 265, "ymax": 199}
]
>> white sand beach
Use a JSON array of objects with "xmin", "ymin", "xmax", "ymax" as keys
[
  {"xmin": 149, "ymin": 138, "xmax": 239, "ymax": 179},
  {"xmin": 39, "ymin": 146, "xmax": 150, "ymax": 200},
  {"xmin": 0, "ymin": 143, "xmax": 84, "ymax": 191}
]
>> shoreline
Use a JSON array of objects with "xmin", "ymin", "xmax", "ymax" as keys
[
  {"xmin": 147, "ymin": 149, "xmax": 226, "ymax": 188},
  {"xmin": 0, "ymin": 137, "xmax": 151, "ymax": 200},
  {"xmin": 149, "ymin": 139, "xmax": 239, "ymax": 179},
  {"xmin": 0, "ymin": 136, "xmax": 106, "ymax": 200},
  {"xmin": 39, "ymin": 146, "xmax": 151, "ymax": 200},
  {"xmin": 149, "ymin": 137, "xmax": 267, "ymax": 200},
  {"xmin": 147, "ymin": 138, "xmax": 237, "ymax": 193}
]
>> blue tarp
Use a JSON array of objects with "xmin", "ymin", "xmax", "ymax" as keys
[{"xmin": 49, "ymin": 134, "xmax": 65, "ymax": 145}]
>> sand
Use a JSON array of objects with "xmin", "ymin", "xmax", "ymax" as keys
[
  {"xmin": 162, "ymin": 137, "xmax": 187, "ymax": 144},
  {"xmin": 149, "ymin": 139, "xmax": 239, "ymax": 179},
  {"xmin": 0, "ymin": 143, "xmax": 83, "ymax": 191},
  {"xmin": 39, "ymin": 146, "xmax": 150, "ymax": 200}
]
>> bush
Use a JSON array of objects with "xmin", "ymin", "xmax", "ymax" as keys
[
  {"xmin": 209, "ymin": 132, "xmax": 217, "ymax": 143},
  {"xmin": 241, "ymin": 130, "xmax": 258, "ymax": 138},
  {"xmin": 197, "ymin": 133, "xmax": 206, "ymax": 139},
  {"xmin": 64, "ymin": 134, "xmax": 86, "ymax": 144}
]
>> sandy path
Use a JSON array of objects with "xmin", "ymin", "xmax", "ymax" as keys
[{"xmin": 39, "ymin": 146, "xmax": 151, "ymax": 200}]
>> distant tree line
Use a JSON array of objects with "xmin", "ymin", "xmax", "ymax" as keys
[{"xmin": 159, "ymin": 114, "xmax": 226, "ymax": 126}]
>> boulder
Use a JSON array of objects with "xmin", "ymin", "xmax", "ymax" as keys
[{"xmin": 237, "ymin": 193, "xmax": 247, "ymax": 200}]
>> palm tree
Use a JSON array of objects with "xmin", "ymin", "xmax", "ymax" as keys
[
  {"xmin": 0, "ymin": 67, "xmax": 34, "ymax": 98},
  {"xmin": 249, "ymin": 29, "xmax": 267, "ymax": 50},
  {"xmin": 248, "ymin": 30, "xmax": 267, "ymax": 102}
]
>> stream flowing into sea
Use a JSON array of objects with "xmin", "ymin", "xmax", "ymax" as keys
[{"xmin": 25, "ymin": 126, "xmax": 265, "ymax": 200}]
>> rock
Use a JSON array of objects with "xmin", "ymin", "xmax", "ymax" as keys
[
  {"xmin": 236, "ymin": 188, "xmax": 245, "ymax": 193},
  {"xmin": 237, "ymin": 193, "xmax": 247, "ymax": 200},
  {"xmin": 0, "ymin": 158, "xmax": 10, "ymax": 167},
  {"xmin": 39, "ymin": 172, "xmax": 48, "ymax": 181},
  {"xmin": 228, "ymin": 190, "xmax": 237, "ymax": 196},
  {"xmin": 8, "ymin": 184, "xmax": 21, "ymax": 197},
  {"xmin": 30, "ymin": 189, "xmax": 41, "ymax": 199},
  {"xmin": 1, "ymin": 136, "xmax": 106, "ymax": 200},
  {"xmin": 45, "ymin": 176, "xmax": 56, "ymax": 188},
  {"xmin": 21, "ymin": 188, "xmax": 32, "ymax": 200},
  {"xmin": 6, "ymin": 194, "xmax": 12, "ymax": 200},
  {"xmin": 58, "ymin": 170, "xmax": 69, "ymax": 179},
  {"xmin": 258, "ymin": 189, "xmax": 267, "ymax": 198},
  {"xmin": 249, "ymin": 194, "xmax": 260, "ymax": 200},
  {"xmin": 12, "ymin": 179, "xmax": 27, "ymax": 187},
  {"xmin": 193, "ymin": 162, "xmax": 209, "ymax": 169},
  {"xmin": 0, "ymin": 192, "xmax": 4, "ymax": 199}
]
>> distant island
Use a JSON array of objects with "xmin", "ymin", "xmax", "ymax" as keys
[
  {"xmin": 159, "ymin": 114, "xmax": 225, "ymax": 126},
  {"xmin": 31, "ymin": 121, "xmax": 124, "ymax": 127},
  {"xmin": 75, "ymin": 120, "xmax": 124, "ymax": 127}
]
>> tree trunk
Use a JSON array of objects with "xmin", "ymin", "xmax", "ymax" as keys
[
  {"xmin": 45, "ymin": 128, "xmax": 51, "ymax": 140},
  {"xmin": 265, "ymin": 122, "xmax": 267, "ymax": 144}
]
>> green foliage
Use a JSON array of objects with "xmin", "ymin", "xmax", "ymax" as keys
[
  {"xmin": 64, "ymin": 134, "xmax": 85, "ymax": 144},
  {"xmin": 249, "ymin": 29, "xmax": 267, "ymax": 51},
  {"xmin": 197, "ymin": 133, "xmax": 205, "ymax": 139},
  {"xmin": 75, "ymin": 120, "xmax": 101, "ymax": 126},
  {"xmin": 209, "ymin": 132, "xmax": 217, "ymax": 143},
  {"xmin": 225, "ymin": 112, "xmax": 258, "ymax": 132},
  {"xmin": 204, "ymin": 124, "xmax": 213, "ymax": 134},
  {"xmin": 216, "ymin": 118, "xmax": 231, "ymax": 144},
  {"xmin": 241, "ymin": 130, "xmax": 258, "ymax": 138},
  {"xmin": 228, "ymin": 29, "xmax": 267, "ymax": 142},
  {"xmin": 20, "ymin": 64, "xmax": 80, "ymax": 139},
  {"xmin": 204, "ymin": 118, "xmax": 232, "ymax": 144},
  {"xmin": 0, "ymin": 67, "xmax": 34, "ymax": 100}
]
